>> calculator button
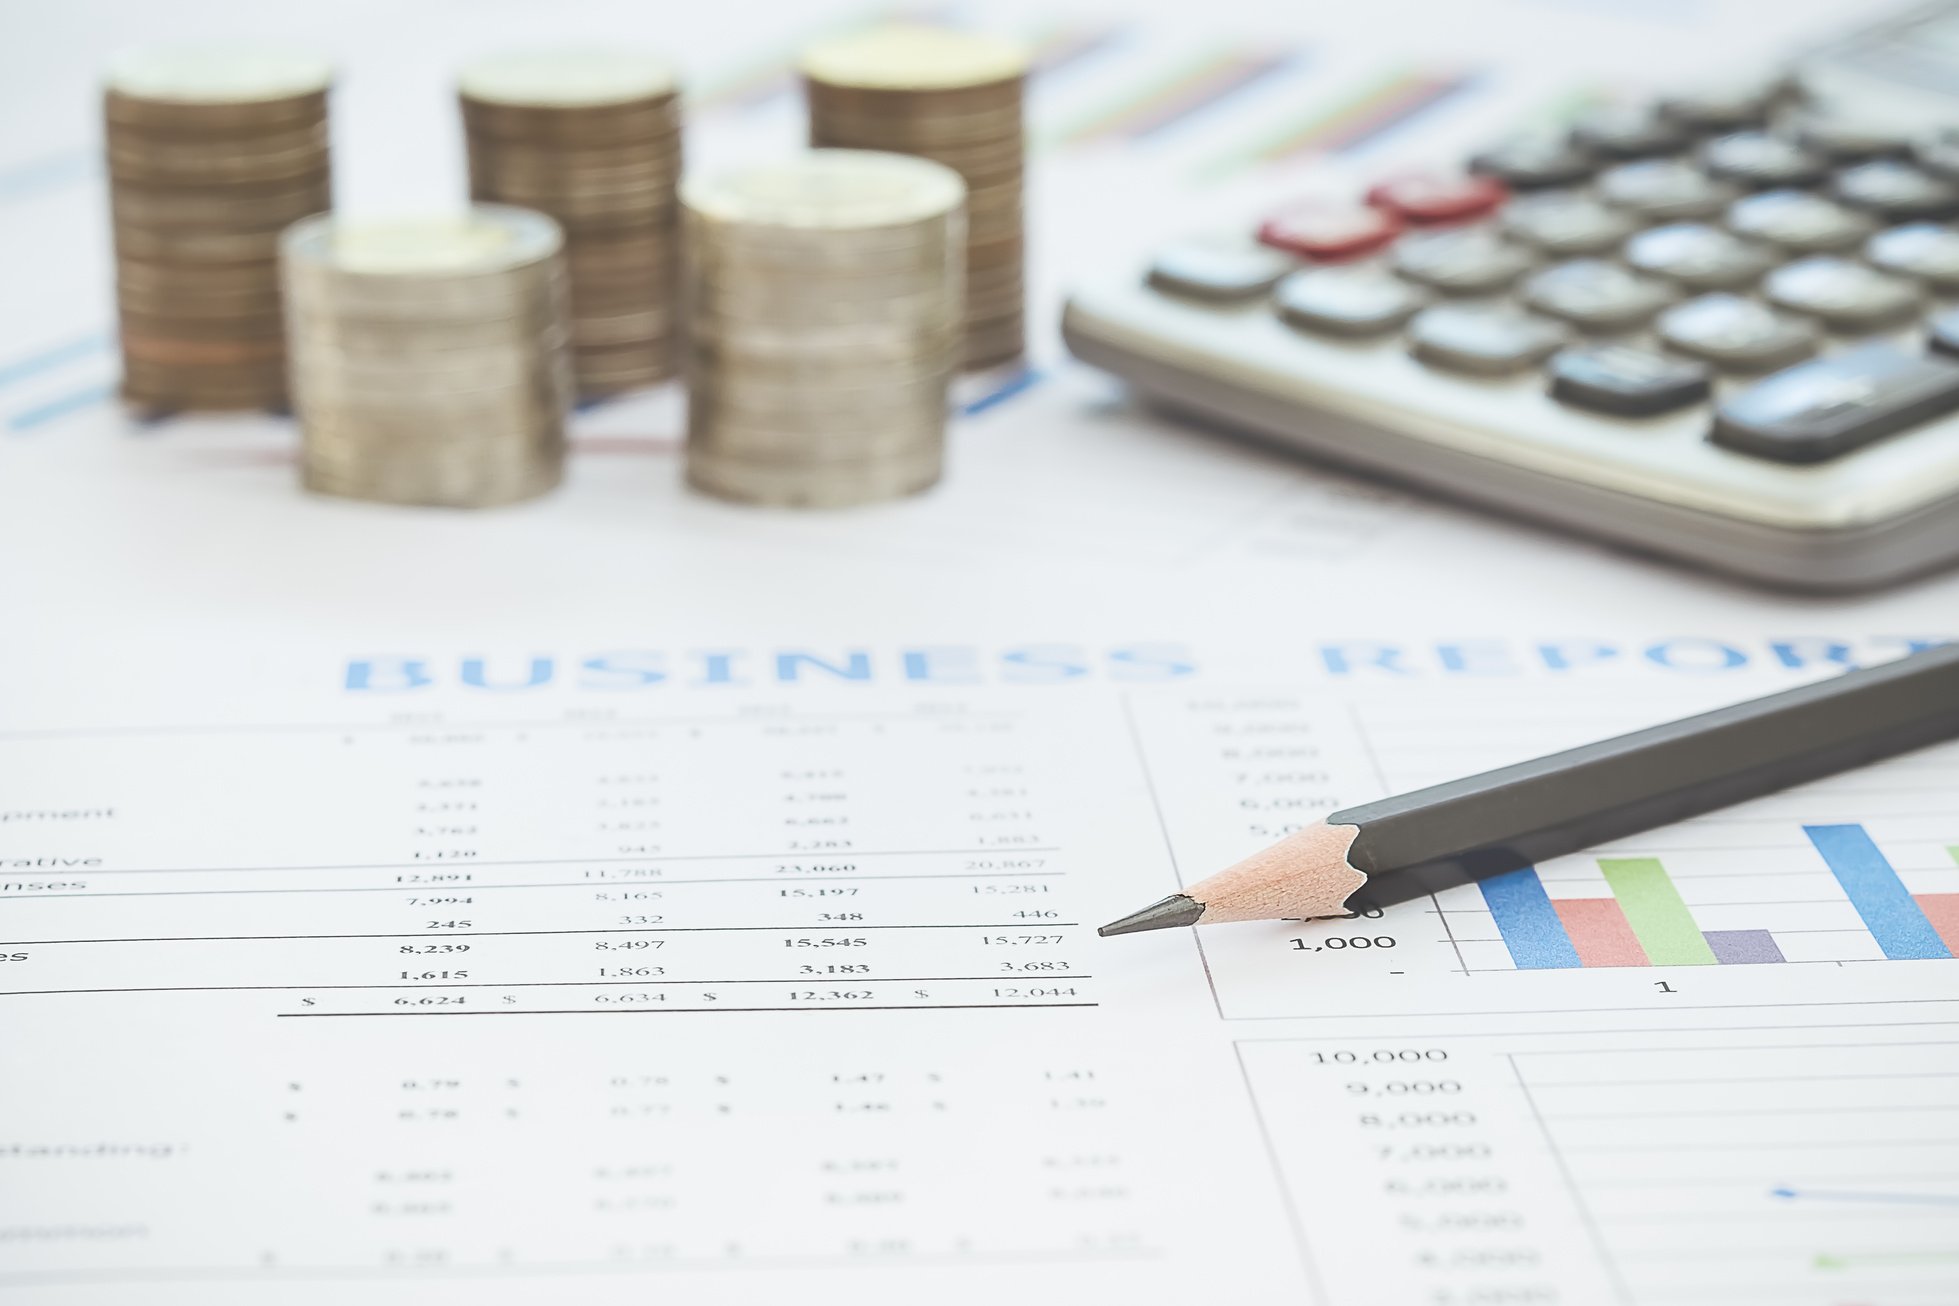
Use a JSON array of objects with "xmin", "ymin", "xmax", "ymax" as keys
[
  {"xmin": 1571, "ymin": 105, "xmax": 1691, "ymax": 158},
  {"xmin": 1549, "ymin": 344, "xmax": 1712, "ymax": 415},
  {"xmin": 1624, "ymin": 223, "xmax": 1776, "ymax": 291},
  {"xmin": 1913, "ymin": 127, "xmax": 1959, "ymax": 180},
  {"xmin": 1520, "ymin": 260, "xmax": 1675, "ymax": 332},
  {"xmin": 1657, "ymin": 293, "xmax": 1821, "ymax": 371},
  {"xmin": 1831, "ymin": 159, "xmax": 1959, "ymax": 219},
  {"xmin": 1725, "ymin": 190, "xmax": 1877, "ymax": 252},
  {"xmin": 1929, "ymin": 307, "xmax": 1959, "ymax": 356},
  {"xmin": 1408, "ymin": 304, "xmax": 1566, "ymax": 374},
  {"xmin": 1147, "ymin": 238, "xmax": 1294, "ymax": 300},
  {"xmin": 1365, "ymin": 173, "xmax": 1507, "ymax": 225},
  {"xmin": 1866, "ymin": 223, "xmax": 1959, "ymax": 291},
  {"xmin": 1794, "ymin": 110, "xmax": 1912, "ymax": 160},
  {"xmin": 1658, "ymin": 76, "xmax": 1785, "ymax": 131},
  {"xmin": 1258, "ymin": 201, "xmax": 1403, "ymax": 260},
  {"xmin": 1597, "ymin": 160, "xmax": 1737, "ymax": 220},
  {"xmin": 1699, "ymin": 132, "xmax": 1827, "ymax": 189},
  {"xmin": 1501, "ymin": 191, "xmax": 1636, "ymax": 255},
  {"xmin": 1468, "ymin": 132, "xmax": 1598, "ymax": 189},
  {"xmin": 1711, "ymin": 342, "xmax": 1959, "ymax": 463},
  {"xmin": 1763, "ymin": 256, "xmax": 1923, "ymax": 332},
  {"xmin": 1391, "ymin": 228, "xmax": 1533, "ymax": 295},
  {"xmin": 1274, "ymin": 268, "xmax": 1424, "ymax": 337}
]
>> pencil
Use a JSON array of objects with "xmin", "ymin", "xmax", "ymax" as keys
[{"xmin": 1100, "ymin": 642, "xmax": 1959, "ymax": 936}]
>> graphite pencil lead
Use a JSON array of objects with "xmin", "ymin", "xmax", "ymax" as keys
[{"xmin": 1098, "ymin": 894, "xmax": 1204, "ymax": 936}]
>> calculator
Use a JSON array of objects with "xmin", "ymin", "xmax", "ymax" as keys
[{"xmin": 1062, "ymin": 3, "xmax": 1959, "ymax": 592}]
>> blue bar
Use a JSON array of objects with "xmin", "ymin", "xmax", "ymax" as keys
[
  {"xmin": 1805, "ymin": 824, "xmax": 1953, "ymax": 961},
  {"xmin": 1479, "ymin": 867, "xmax": 1582, "ymax": 969}
]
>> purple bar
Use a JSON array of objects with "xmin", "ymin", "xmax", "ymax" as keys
[{"xmin": 1702, "ymin": 929, "xmax": 1785, "ymax": 965}]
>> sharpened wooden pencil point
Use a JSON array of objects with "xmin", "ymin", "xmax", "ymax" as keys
[{"xmin": 1098, "ymin": 894, "xmax": 1203, "ymax": 936}]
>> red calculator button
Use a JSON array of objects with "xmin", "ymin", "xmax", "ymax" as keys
[
  {"xmin": 1366, "ymin": 173, "xmax": 1508, "ymax": 224},
  {"xmin": 1257, "ymin": 202, "xmax": 1403, "ymax": 260}
]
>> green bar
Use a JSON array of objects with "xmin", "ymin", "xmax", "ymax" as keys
[
  {"xmin": 1597, "ymin": 857, "xmax": 1717, "ymax": 966},
  {"xmin": 1948, "ymin": 847, "xmax": 1959, "ymax": 867}
]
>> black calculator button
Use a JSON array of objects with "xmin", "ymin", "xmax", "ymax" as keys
[
  {"xmin": 1624, "ymin": 223, "xmax": 1775, "ymax": 291},
  {"xmin": 1794, "ymin": 111, "xmax": 1912, "ymax": 160},
  {"xmin": 1571, "ymin": 106, "xmax": 1691, "ymax": 159},
  {"xmin": 1597, "ymin": 160, "xmax": 1736, "ymax": 221},
  {"xmin": 1866, "ymin": 223, "xmax": 1959, "ymax": 291},
  {"xmin": 1501, "ymin": 191, "xmax": 1636, "ymax": 256},
  {"xmin": 1521, "ymin": 260, "xmax": 1674, "ymax": 332},
  {"xmin": 1657, "ymin": 293, "xmax": 1820, "ymax": 371},
  {"xmin": 1832, "ymin": 160, "xmax": 1959, "ymax": 220},
  {"xmin": 1409, "ymin": 305, "xmax": 1566, "ymax": 375},
  {"xmin": 1913, "ymin": 128, "xmax": 1959, "ymax": 181},
  {"xmin": 1726, "ymin": 190, "xmax": 1876, "ymax": 252},
  {"xmin": 1711, "ymin": 342, "xmax": 1959, "ymax": 463},
  {"xmin": 1148, "ymin": 238, "xmax": 1294, "ymax": 300},
  {"xmin": 1763, "ymin": 256, "xmax": 1923, "ymax": 332},
  {"xmin": 1549, "ymin": 345, "xmax": 1712, "ymax": 415},
  {"xmin": 1391, "ymin": 228, "xmax": 1533, "ymax": 295},
  {"xmin": 1700, "ymin": 132, "xmax": 1827, "ymax": 189},
  {"xmin": 1468, "ymin": 132, "xmax": 1598, "ymax": 189},
  {"xmin": 1658, "ymin": 76, "xmax": 1784, "ymax": 131},
  {"xmin": 1274, "ymin": 268, "xmax": 1423, "ymax": 337}
]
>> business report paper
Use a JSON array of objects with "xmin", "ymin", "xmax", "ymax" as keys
[{"xmin": 4, "ymin": 638, "xmax": 1958, "ymax": 1306}]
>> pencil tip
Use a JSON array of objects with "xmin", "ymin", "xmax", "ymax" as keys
[{"xmin": 1098, "ymin": 894, "xmax": 1204, "ymax": 936}]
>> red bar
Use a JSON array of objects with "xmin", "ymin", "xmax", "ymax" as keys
[
  {"xmin": 1914, "ymin": 893, "xmax": 1959, "ymax": 954},
  {"xmin": 1553, "ymin": 897, "xmax": 1651, "ymax": 967}
]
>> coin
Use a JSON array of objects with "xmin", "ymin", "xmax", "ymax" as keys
[
  {"xmin": 802, "ymin": 26, "xmax": 1026, "ymax": 369},
  {"xmin": 103, "ymin": 45, "xmax": 339, "ymax": 411},
  {"xmin": 281, "ymin": 206, "xmax": 570, "ymax": 508},
  {"xmin": 681, "ymin": 150, "xmax": 962, "ymax": 507},
  {"xmin": 459, "ymin": 48, "xmax": 682, "ymax": 397}
]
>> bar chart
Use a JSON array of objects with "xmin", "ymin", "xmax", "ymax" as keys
[
  {"xmin": 1481, "ymin": 825, "xmax": 1959, "ymax": 971},
  {"xmin": 1127, "ymin": 678, "xmax": 1959, "ymax": 1019}
]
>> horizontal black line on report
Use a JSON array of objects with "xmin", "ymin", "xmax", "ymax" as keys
[
  {"xmin": 0, "ymin": 923, "xmax": 1080, "ymax": 947},
  {"xmin": 0, "ymin": 1244, "xmax": 1148, "ymax": 1287},
  {"xmin": 277, "ymin": 1002, "xmax": 1102, "ymax": 1017},
  {"xmin": 0, "ymin": 870, "xmax": 1070, "ymax": 900},
  {"xmin": 0, "ymin": 976, "xmax": 1093, "ymax": 997},
  {"xmin": 75, "ymin": 850, "xmax": 1063, "ymax": 875}
]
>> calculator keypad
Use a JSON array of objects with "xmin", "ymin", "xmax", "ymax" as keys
[{"xmin": 1141, "ymin": 80, "xmax": 1959, "ymax": 466}]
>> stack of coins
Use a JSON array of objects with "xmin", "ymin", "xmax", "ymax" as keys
[
  {"xmin": 682, "ymin": 150, "xmax": 965, "ymax": 507},
  {"xmin": 103, "ymin": 47, "xmax": 333, "ymax": 411},
  {"xmin": 280, "ymin": 207, "xmax": 571, "ymax": 508},
  {"xmin": 801, "ymin": 26, "xmax": 1027, "ymax": 369},
  {"xmin": 459, "ymin": 51, "xmax": 682, "ymax": 397}
]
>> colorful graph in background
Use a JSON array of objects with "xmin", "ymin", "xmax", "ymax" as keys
[
  {"xmin": 1207, "ymin": 68, "xmax": 1480, "ymax": 172},
  {"xmin": 1050, "ymin": 48, "xmax": 1303, "ymax": 148},
  {"xmin": 1481, "ymin": 824, "xmax": 1959, "ymax": 969}
]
